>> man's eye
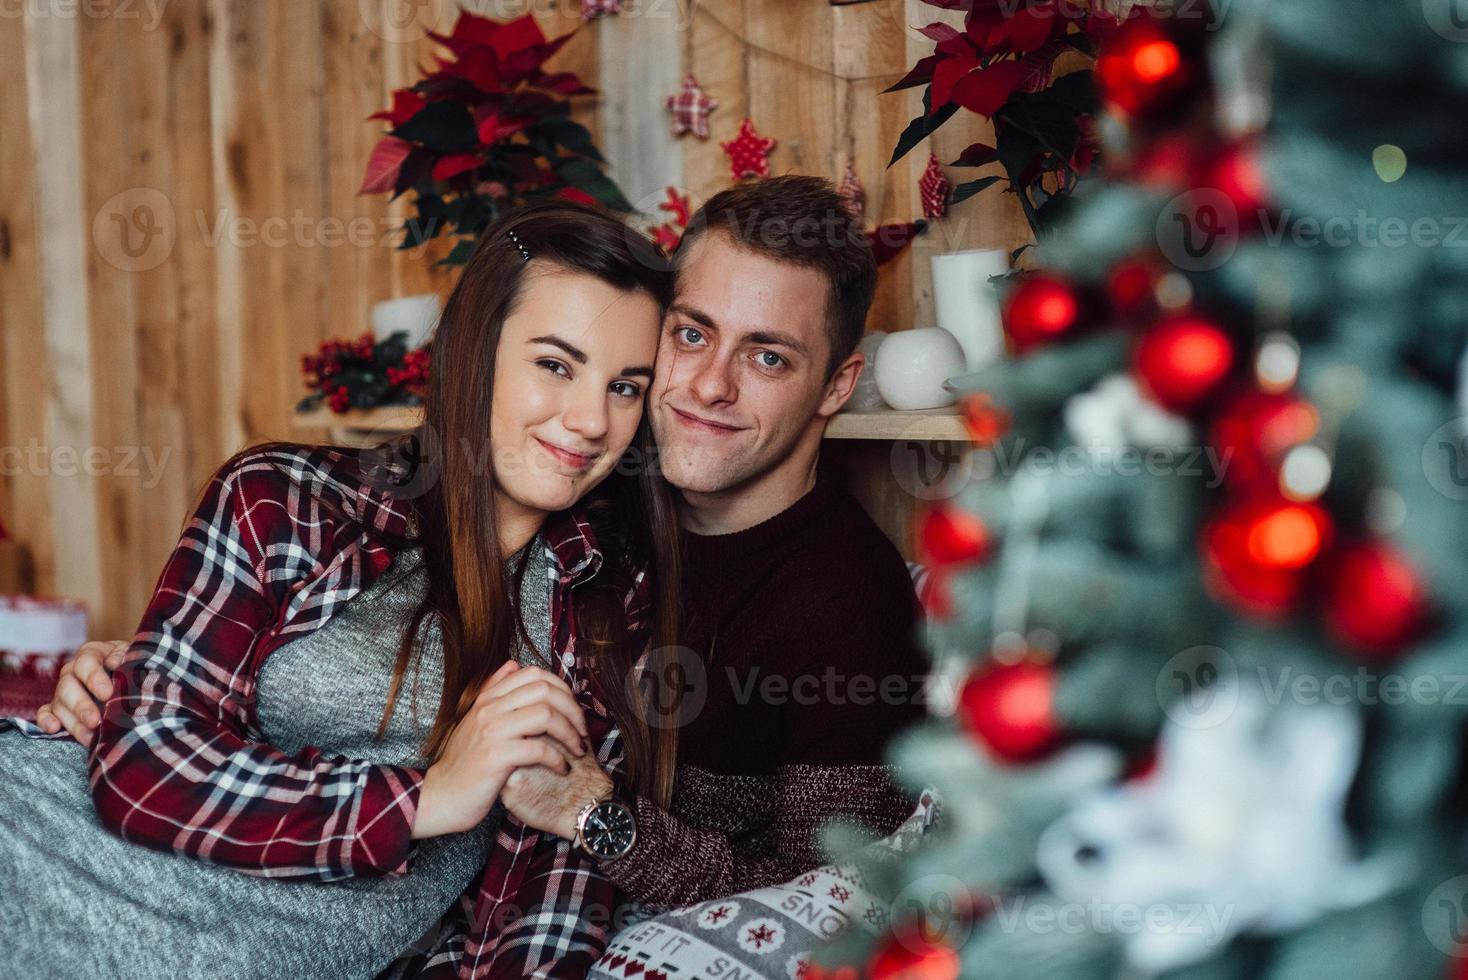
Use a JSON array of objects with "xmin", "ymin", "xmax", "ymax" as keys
[
  {"xmin": 757, "ymin": 351, "xmax": 785, "ymax": 369},
  {"xmin": 677, "ymin": 326, "xmax": 705, "ymax": 346}
]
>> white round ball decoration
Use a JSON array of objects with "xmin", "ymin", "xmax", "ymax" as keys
[{"xmin": 874, "ymin": 327, "xmax": 967, "ymax": 411}]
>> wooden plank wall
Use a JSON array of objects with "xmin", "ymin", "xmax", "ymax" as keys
[{"xmin": 1, "ymin": 0, "xmax": 1033, "ymax": 639}]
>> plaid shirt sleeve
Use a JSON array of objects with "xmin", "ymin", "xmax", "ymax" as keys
[{"xmin": 87, "ymin": 448, "xmax": 424, "ymax": 880}]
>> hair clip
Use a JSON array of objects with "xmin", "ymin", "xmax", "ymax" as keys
[{"xmin": 507, "ymin": 229, "xmax": 531, "ymax": 263}]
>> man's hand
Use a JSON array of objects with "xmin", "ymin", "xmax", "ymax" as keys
[
  {"xmin": 35, "ymin": 640, "xmax": 129, "ymax": 743},
  {"xmin": 502, "ymin": 736, "xmax": 615, "ymax": 841}
]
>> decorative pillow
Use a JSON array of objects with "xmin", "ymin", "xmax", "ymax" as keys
[{"xmin": 591, "ymin": 790, "xmax": 940, "ymax": 980}]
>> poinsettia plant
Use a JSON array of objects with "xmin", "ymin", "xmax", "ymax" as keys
[
  {"xmin": 360, "ymin": 9, "xmax": 630, "ymax": 266},
  {"xmin": 299, "ymin": 332, "xmax": 430, "ymax": 414},
  {"xmin": 889, "ymin": 0, "xmax": 1128, "ymax": 241}
]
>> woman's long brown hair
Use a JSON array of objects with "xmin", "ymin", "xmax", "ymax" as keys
[{"xmin": 377, "ymin": 202, "xmax": 682, "ymax": 807}]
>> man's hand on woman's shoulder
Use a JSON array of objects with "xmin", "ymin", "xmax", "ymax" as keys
[{"xmin": 35, "ymin": 639, "xmax": 129, "ymax": 744}]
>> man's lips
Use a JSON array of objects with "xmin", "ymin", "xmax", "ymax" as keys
[
  {"xmin": 670, "ymin": 407, "xmax": 745, "ymax": 435},
  {"xmin": 535, "ymin": 438, "xmax": 600, "ymax": 471}
]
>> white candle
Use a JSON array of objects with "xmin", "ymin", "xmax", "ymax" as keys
[{"xmin": 932, "ymin": 248, "xmax": 1011, "ymax": 372}]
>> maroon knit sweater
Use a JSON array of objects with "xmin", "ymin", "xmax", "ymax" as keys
[{"xmin": 602, "ymin": 469, "xmax": 925, "ymax": 910}]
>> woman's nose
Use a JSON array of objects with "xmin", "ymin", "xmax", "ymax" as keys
[{"xmin": 561, "ymin": 385, "xmax": 609, "ymax": 442}]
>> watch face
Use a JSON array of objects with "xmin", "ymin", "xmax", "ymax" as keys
[{"xmin": 582, "ymin": 801, "xmax": 636, "ymax": 859}]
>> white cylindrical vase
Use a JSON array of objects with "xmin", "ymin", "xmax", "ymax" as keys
[
  {"xmin": 372, "ymin": 294, "xmax": 443, "ymax": 349},
  {"xmin": 932, "ymin": 248, "xmax": 1011, "ymax": 372}
]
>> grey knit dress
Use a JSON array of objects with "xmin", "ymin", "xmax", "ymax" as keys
[{"xmin": 0, "ymin": 539, "xmax": 555, "ymax": 980}]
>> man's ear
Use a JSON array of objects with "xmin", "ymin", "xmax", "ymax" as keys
[{"xmin": 817, "ymin": 351, "xmax": 866, "ymax": 419}]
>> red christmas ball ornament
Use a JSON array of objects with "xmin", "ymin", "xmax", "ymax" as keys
[
  {"xmin": 1096, "ymin": 18, "xmax": 1196, "ymax": 120},
  {"xmin": 869, "ymin": 929, "xmax": 961, "ymax": 980},
  {"xmin": 1204, "ymin": 140, "xmax": 1271, "ymax": 219},
  {"xmin": 918, "ymin": 505, "xmax": 991, "ymax": 569},
  {"xmin": 1201, "ymin": 498, "xmax": 1334, "ymax": 618},
  {"xmin": 1106, "ymin": 255, "xmax": 1162, "ymax": 321},
  {"xmin": 958, "ymin": 659, "xmax": 1061, "ymax": 763},
  {"xmin": 1209, "ymin": 390, "xmax": 1319, "ymax": 493},
  {"xmin": 1134, "ymin": 316, "xmax": 1236, "ymax": 412},
  {"xmin": 1003, "ymin": 274, "xmax": 1084, "ymax": 353},
  {"xmin": 1322, "ymin": 540, "xmax": 1427, "ymax": 660}
]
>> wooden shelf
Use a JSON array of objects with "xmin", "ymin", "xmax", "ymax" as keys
[{"xmin": 293, "ymin": 405, "xmax": 970, "ymax": 443}]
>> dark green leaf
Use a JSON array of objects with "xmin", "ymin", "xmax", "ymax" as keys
[
  {"xmin": 950, "ymin": 175, "xmax": 1004, "ymax": 206},
  {"xmin": 889, "ymin": 91, "xmax": 959, "ymax": 168},
  {"xmin": 390, "ymin": 101, "xmax": 480, "ymax": 155}
]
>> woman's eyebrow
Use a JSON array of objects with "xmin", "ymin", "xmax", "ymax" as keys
[
  {"xmin": 622, "ymin": 366, "xmax": 655, "ymax": 379},
  {"xmin": 529, "ymin": 335, "xmax": 587, "ymax": 364}
]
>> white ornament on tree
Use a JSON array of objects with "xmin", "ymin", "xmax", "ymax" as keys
[
  {"xmin": 1035, "ymin": 683, "xmax": 1407, "ymax": 973},
  {"xmin": 1064, "ymin": 372, "xmax": 1195, "ymax": 457}
]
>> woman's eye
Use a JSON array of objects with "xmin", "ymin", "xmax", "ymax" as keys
[
  {"xmin": 537, "ymin": 359, "xmax": 570, "ymax": 378},
  {"xmin": 756, "ymin": 351, "xmax": 786, "ymax": 369},
  {"xmin": 610, "ymin": 381, "xmax": 642, "ymax": 399},
  {"xmin": 676, "ymin": 326, "xmax": 705, "ymax": 346}
]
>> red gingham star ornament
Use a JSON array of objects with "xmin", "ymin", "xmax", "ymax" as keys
[
  {"xmin": 838, "ymin": 162, "xmax": 865, "ymax": 222},
  {"xmin": 581, "ymin": 0, "xmax": 621, "ymax": 18},
  {"xmin": 919, "ymin": 153, "xmax": 951, "ymax": 220},
  {"xmin": 721, "ymin": 118, "xmax": 777, "ymax": 181},
  {"xmin": 667, "ymin": 74, "xmax": 718, "ymax": 140}
]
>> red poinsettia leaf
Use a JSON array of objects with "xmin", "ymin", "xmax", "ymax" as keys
[
  {"xmin": 867, "ymin": 220, "xmax": 928, "ymax": 266},
  {"xmin": 445, "ymin": 46, "xmax": 504, "ymax": 94},
  {"xmin": 951, "ymin": 60, "xmax": 1029, "ymax": 117},
  {"xmin": 556, "ymin": 186, "xmax": 600, "ymax": 206},
  {"xmin": 931, "ymin": 54, "xmax": 982, "ymax": 111},
  {"xmin": 369, "ymin": 88, "xmax": 427, "ymax": 127},
  {"xmin": 359, "ymin": 136, "xmax": 414, "ymax": 195},
  {"xmin": 535, "ymin": 71, "xmax": 596, "ymax": 95},
  {"xmin": 918, "ymin": 21, "xmax": 961, "ymax": 43},
  {"xmin": 920, "ymin": 0, "xmax": 971, "ymax": 8},
  {"xmin": 952, "ymin": 141, "xmax": 999, "ymax": 166},
  {"xmin": 1015, "ymin": 37, "xmax": 1068, "ymax": 93},
  {"xmin": 884, "ymin": 54, "xmax": 942, "ymax": 93},
  {"xmin": 935, "ymin": 32, "xmax": 976, "ymax": 57},
  {"xmin": 501, "ymin": 31, "xmax": 575, "ymax": 82},
  {"xmin": 431, "ymin": 153, "xmax": 482, "ymax": 181},
  {"xmin": 488, "ymin": 14, "xmax": 549, "ymax": 59},
  {"xmin": 660, "ymin": 187, "xmax": 691, "ymax": 226},
  {"xmin": 966, "ymin": 10, "xmax": 1009, "ymax": 51},
  {"xmin": 1006, "ymin": 3, "xmax": 1062, "ymax": 53}
]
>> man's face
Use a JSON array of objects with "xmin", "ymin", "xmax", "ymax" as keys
[{"xmin": 649, "ymin": 231, "xmax": 845, "ymax": 496}]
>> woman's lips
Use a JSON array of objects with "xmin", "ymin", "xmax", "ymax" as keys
[
  {"xmin": 535, "ymin": 438, "xmax": 599, "ymax": 471},
  {"xmin": 671, "ymin": 407, "xmax": 743, "ymax": 435}
]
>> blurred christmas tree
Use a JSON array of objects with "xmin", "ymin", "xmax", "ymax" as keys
[{"xmin": 820, "ymin": 1, "xmax": 1468, "ymax": 978}]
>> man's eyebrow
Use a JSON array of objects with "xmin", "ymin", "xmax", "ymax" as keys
[
  {"xmin": 747, "ymin": 331, "xmax": 809, "ymax": 358},
  {"xmin": 669, "ymin": 302, "xmax": 716, "ymax": 330},
  {"xmin": 529, "ymin": 335, "xmax": 587, "ymax": 364}
]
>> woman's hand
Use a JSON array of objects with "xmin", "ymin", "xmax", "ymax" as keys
[
  {"xmin": 35, "ymin": 640, "xmax": 129, "ymax": 743},
  {"xmin": 411, "ymin": 660, "xmax": 592, "ymax": 840}
]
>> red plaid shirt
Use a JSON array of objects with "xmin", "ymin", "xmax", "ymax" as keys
[{"xmin": 5, "ymin": 443, "xmax": 644, "ymax": 978}]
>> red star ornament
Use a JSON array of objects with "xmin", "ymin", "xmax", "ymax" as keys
[
  {"xmin": 667, "ymin": 74, "xmax": 718, "ymax": 140},
  {"xmin": 920, "ymin": 153, "xmax": 951, "ymax": 219},
  {"xmin": 721, "ymin": 118, "xmax": 777, "ymax": 181}
]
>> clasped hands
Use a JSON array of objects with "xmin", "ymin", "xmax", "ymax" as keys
[{"xmin": 40, "ymin": 641, "xmax": 612, "ymax": 845}]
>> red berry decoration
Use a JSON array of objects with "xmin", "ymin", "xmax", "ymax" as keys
[
  {"xmin": 1106, "ymin": 255, "xmax": 1162, "ymax": 321},
  {"xmin": 958, "ymin": 659, "xmax": 1060, "ymax": 763},
  {"xmin": 918, "ymin": 506, "xmax": 991, "ymax": 568},
  {"xmin": 1209, "ymin": 390, "xmax": 1319, "ymax": 493},
  {"xmin": 869, "ymin": 929, "xmax": 961, "ymax": 980},
  {"xmin": 1322, "ymin": 540, "xmax": 1427, "ymax": 660},
  {"xmin": 960, "ymin": 394, "xmax": 1011, "ymax": 446},
  {"xmin": 1003, "ymin": 274, "xmax": 1083, "ymax": 353},
  {"xmin": 1096, "ymin": 18, "xmax": 1194, "ymax": 119},
  {"xmin": 1201, "ymin": 498, "xmax": 1334, "ymax": 618},
  {"xmin": 1134, "ymin": 316, "xmax": 1236, "ymax": 412},
  {"xmin": 1205, "ymin": 139, "xmax": 1271, "ymax": 219}
]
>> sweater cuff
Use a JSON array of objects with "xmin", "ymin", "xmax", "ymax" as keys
[
  {"xmin": 356, "ymin": 763, "xmax": 425, "ymax": 877},
  {"xmin": 599, "ymin": 795, "xmax": 680, "ymax": 897}
]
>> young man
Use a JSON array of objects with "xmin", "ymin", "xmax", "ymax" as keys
[{"xmin": 39, "ymin": 177, "xmax": 927, "ymax": 974}]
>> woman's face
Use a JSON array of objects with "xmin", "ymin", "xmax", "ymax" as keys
[{"xmin": 489, "ymin": 264, "xmax": 661, "ymax": 523}]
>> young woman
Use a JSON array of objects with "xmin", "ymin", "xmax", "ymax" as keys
[{"xmin": 0, "ymin": 202, "xmax": 680, "ymax": 979}]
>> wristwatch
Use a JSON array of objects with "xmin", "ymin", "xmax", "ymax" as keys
[{"xmin": 573, "ymin": 794, "xmax": 637, "ymax": 861}]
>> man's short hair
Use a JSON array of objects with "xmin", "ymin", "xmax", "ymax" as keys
[{"xmin": 676, "ymin": 175, "xmax": 878, "ymax": 379}]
